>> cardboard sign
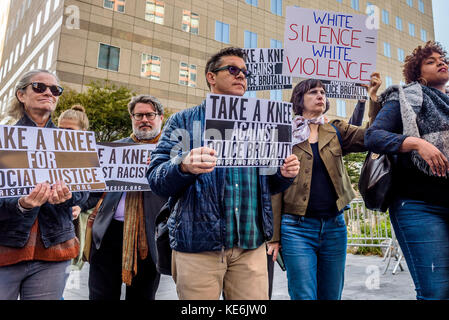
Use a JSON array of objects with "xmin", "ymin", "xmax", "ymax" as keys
[
  {"xmin": 283, "ymin": 6, "xmax": 378, "ymax": 83},
  {"xmin": 244, "ymin": 48, "xmax": 293, "ymax": 91},
  {"xmin": 204, "ymin": 94, "xmax": 292, "ymax": 167},
  {"xmin": 96, "ymin": 142, "xmax": 155, "ymax": 191},
  {"xmin": 321, "ymin": 80, "xmax": 368, "ymax": 100},
  {"xmin": 0, "ymin": 125, "xmax": 105, "ymax": 198}
]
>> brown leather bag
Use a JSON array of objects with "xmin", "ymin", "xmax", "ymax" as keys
[{"xmin": 82, "ymin": 193, "xmax": 106, "ymax": 262}]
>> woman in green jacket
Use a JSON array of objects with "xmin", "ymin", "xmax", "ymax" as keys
[{"xmin": 267, "ymin": 75, "xmax": 381, "ymax": 300}]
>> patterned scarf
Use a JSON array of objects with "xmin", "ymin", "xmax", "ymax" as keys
[
  {"xmin": 122, "ymin": 131, "xmax": 161, "ymax": 285},
  {"xmin": 292, "ymin": 115, "xmax": 325, "ymax": 145},
  {"xmin": 379, "ymin": 82, "xmax": 449, "ymax": 178}
]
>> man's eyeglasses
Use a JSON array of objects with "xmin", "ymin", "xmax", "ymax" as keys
[
  {"xmin": 212, "ymin": 65, "xmax": 252, "ymax": 78},
  {"xmin": 22, "ymin": 82, "xmax": 64, "ymax": 96},
  {"xmin": 132, "ymin": 112, "xmax": 159, "ymax": 121}
]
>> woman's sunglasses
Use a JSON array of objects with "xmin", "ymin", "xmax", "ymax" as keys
[{"xmin": 23, "ymin": 82, "xmax": 64, "ymax": 96}]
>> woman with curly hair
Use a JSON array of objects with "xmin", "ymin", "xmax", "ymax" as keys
[{"xmin": 365, "ymin": 41, "xmax": 449, "ymax": 300}]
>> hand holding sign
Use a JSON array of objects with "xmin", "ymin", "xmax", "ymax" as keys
[
  {"xmin": 367, "ymin": 72, "xmax": 382, "ymax": 102},
  {"xmin": 72, "ymin": 206, "xmax": 81, "ymax": 220},
  {"xmin": 280, "ymin": 154, "xmax": 300, "ymax": 178},
  {"xmin": 48, "ymin": 180, "xmax": 72, "ymax": 205},
  {"xmin": 180, "ymin": 147, "xmax": 217, "ymax": 175},
  {"xmin": 18, "ymin": 182, "xmax": 52, "ymax": 209}
]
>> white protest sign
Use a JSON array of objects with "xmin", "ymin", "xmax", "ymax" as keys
[
  {"xmin": 283, "ymin": 6, "xmax": 378, "ymax": 83},
  {"xmin": 321, "ymin": 80, "xmax": 368, "ymax": 100},
  {"xmin": 244, "ymin": 48, "xmax": 292, "ymax": 91},
  {"xmin": 96, "ymin": 142, "xmax": 155, "ymax": 191},
  {"xmin": 204, "ymin": 94, "xmax": 292, "ymax": 167},
  {"xmin": 0, "ymin": 125, "xmax": 105, "ymax": 198}
]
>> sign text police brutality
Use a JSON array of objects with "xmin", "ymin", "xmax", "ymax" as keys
[
  {"xmin": 244, "ymin": 48, "xmax": 292, "ymax": 91},
  {"xmin": 204, "ymin": 94, "xmax": 292, "ymax": 167},
  {"xmin": 0, "ymin": 125, "xmax": 105, "ymax": 198}
]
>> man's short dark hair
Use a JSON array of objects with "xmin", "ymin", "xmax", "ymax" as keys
[{"xmin": 205, "ymin": 47, "xmax": 247, "ymax": 89}]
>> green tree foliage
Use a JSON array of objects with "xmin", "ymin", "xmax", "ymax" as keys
[
  {"xmin": 343, "ymin": 152, "xmax": 367, "ymax": 191},
  {"xmin": 55, "ymin": 81, "xmax": 134, "ymax": 142},
  {"xmin": 56, "ymin": 81, "xmax": 176, "ymax": 142}
]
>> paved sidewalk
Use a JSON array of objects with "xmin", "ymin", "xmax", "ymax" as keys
[{"xmin": 63, "ymin": 253, "xmax": 415, "ymax": 300}]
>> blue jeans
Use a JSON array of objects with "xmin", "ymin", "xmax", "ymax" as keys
[
  {"xmin": 0, "ymin": 260, "xmax": 71, "ymax": 300},
  {"xmin": 280, "ymin": 213, "xmax": 347, "ymax": 300},
  {"xmin": 389, "ymin": 198, "xmax": 449, "ymax": 300}
]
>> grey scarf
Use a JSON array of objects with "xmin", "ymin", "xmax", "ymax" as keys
[{"xmin": 378, "ymin": 82, "xmax": 449, "ymax": 177}]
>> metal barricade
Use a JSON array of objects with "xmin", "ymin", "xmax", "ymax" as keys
[{"xmin": 345, "ymin": 199, "xmax": 404, "ymax": 274}]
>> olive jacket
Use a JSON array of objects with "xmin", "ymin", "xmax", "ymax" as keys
[{"xmin": 270, "ymin": 100, "xmax": 381, "ymax": 242}]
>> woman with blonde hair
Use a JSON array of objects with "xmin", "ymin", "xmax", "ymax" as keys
[
  {"xmin": 0, "ymin": 69, "xmax": 88, "ymax": 300},
  {"xmin": 58, "ymin": 104, "xmax": 90, "ymax": 131}
]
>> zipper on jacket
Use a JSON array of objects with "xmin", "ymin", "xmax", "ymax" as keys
[{"xmin": 221, "ymin": 245, "xmax": 225, "ymax": 263}]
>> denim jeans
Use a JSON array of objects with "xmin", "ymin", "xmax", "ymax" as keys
[
  {"xmin": 280, "ymin": 213, "xmax": 347, "ymax": 300},
  {"xmin": 389, "ymin": 198, "xmax": 449, "ymax": 300},
  {"xmin": 0, "ymin": 260, "xmax": 71, "ymax": 300}
]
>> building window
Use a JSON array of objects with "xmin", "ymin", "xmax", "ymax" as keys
[
  {"xmin": 245, "ymin": 0, "xmax": 258, "ymax": 6},
  {"xmin": 270, "ymin": 90, "xmax": 282, "ymax": 101},
  {"xmin": 408, "ymin": 23, "xmax": 415, "ymax": 37},
  {"xmin": 385, "ymin": 76, "xmax": 393, "ymax": 87},
  {"xmin": 98, "ymin": 43, "xmax": 120, "ymax": 71},
  {"xmin": 382, "ymin": 9, "xmax": 389, "ymax": 24},
  {"xmin": 215, "ymin": 21, "xmax": 230, "ymax": 44},
  {"xmin": 46, "ymin": 41, "xmax": 55, "ymax": 70},
  {"xmin": 179, "ymin": 62, "xmax": 197, "ymax": 87},
  {"xmin": 145, "ymin": 0, "xmax": 164, "ymax": 24},
  {"xmin": 53, "ymin": 0, "xmax": 60, "ymax": 11},
  {"xmin": 14, "ymin": 43, "xmax": 20, "ymax": 64},
  {"xmin": 397, "ymin": 48, "xmax": 405, "ymax": 62},
  {"xmin": 27, "ymin": 23, "xmax": 34, "ymax": 46},
  {"xmin": 182, "ymin": 10, "xmax": 199, "ymax": 35},
  {"xmin": 244, "ymin": 31, "xmax": 258, "ymax": 48},
  {"xmin": 271, "ymin": 0, "xmax": 282, "ymax": 16},
  {"xmin": 244, "ymin": 91, "xmax": 257, "ymax": 98},
  {"xmin": 421, "ymin": 29, "xmax": 427, "ymax": 42},
  {"xmin": 20, "ymin": 34, "xmax": 26, "ymax": 56},
  {"xmin": 383, "ymin": 42, "xmax": 391, "ymax": 58},
  {"xmin": 351, "ymin": 0, "xmax": 359, "ymax": 11},
  {"xmin": 396, "ymin": 17, "xmax": 403, "ymax": 31},
  {"xmin": 336, "ymin": 100, "xmax": 346, "ymax": 117},
  {"xmin": 406, "ymin": 0, "xmax": 413, "ymax": 7},
  {"xmin": 366, "ymin": 2, "xmax": 374, "ymax": 16},
  {"xmin": 418, "ymin": 0, "xmax": 424, "ymax": 13},
  {"xmin": 104, "ymin": 0, "xmax": 125, "ymax": 13},
  {"xmin": 141, "ymin": 53, "xmax": 161, "ymax": 80},
  {"xmin": 44, "ymin": 0, "xmax": 51, "ymax": 24},
  {"xmin": 270, "ymin": 39, "xmax": 282, "ymax": 48},
  {"xmin": 35, "ymin": 11, "xmax": 42, "ymax": 36}
]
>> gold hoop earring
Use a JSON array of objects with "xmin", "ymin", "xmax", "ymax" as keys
[{"xmin": 418, "ymin": 77, "xmax": 428, "ymax": 86}]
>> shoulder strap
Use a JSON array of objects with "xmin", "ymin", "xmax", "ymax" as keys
[{"xmin": 329, "ymin": 123, "xmax": 343, "ymax": 147}]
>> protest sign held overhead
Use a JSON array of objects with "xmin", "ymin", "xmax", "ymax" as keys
[
  {"xmin": 204, "ymin": 93, "xmax": 292, "ymax": 167},
  {"xmin": 244, "ymin": 48, "xmax": 292, "ymax": 91},
  {"xmin": 283, "ymin": 6, "xmax": 378, "ymax": 83},
  {"xmin": 0, "ymin": 125, "xmax": 106, "ymax": 198},
  {"xmin": 96, "ymin": 142, "xmax": 155, "ymax": 191},
  {"xmin": 321, "ymin": 80, "xmax": 368, "ymax": 100}
]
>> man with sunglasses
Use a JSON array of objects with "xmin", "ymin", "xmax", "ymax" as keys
[
  {"xmin": 80, "ymin": 95, "xmax": 167, "ymax": 300},
  {"xmin": 147, "ymin": 47, "xmax": 299, "ymax": 300}
]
